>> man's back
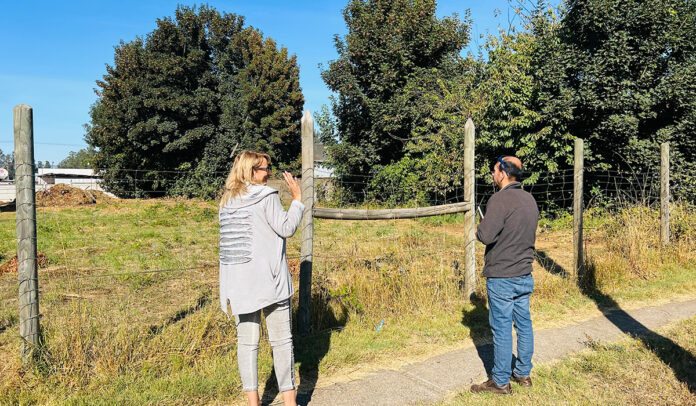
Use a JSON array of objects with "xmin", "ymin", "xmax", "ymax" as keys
[{"xmin": 476, "ymin": 182, "xmax": 539, "ymax": 278}]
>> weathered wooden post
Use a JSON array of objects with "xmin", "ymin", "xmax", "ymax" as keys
[
  {"xmin": 660, "ymin": 142, "xmax": 670, "ymax": 247},
  {"xmin": 298, "ymin": 110, "xmax": 314, "ymax": 336},
  {"xmin": 573, "ymin": 138, "xmax": 584, "ymax": 278},
  {"xmin": 463, "ymin": 119, "xmax": 476, "ymax": 298},
  {"xmin": 14, "ymin": 105, "xmax": 40, "ymax": 364}
]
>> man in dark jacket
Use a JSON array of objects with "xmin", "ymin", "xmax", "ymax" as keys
[{"xmin": 471, "ymin": 156, "xmax": 539, "ymax": 395}]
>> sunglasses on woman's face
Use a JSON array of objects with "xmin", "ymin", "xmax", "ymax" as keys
[{"xmin": 253, "ymin": 166, "xmax": 272, "ymax": 173}]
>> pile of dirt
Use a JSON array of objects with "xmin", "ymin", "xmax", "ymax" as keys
[
  {"xmin": 36, "ymin": 184, "xmax": 112, "ymax": 207},
  {"xmin": 0, "ymin": 252, "xmax": 48, "ymax": 274}
]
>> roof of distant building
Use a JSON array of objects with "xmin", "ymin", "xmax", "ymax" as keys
[{"xmin": 37, "ymin": 168, "xmax": 97, "ymax": 178}]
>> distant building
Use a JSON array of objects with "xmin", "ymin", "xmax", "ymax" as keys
[
  {"xmin": 0, "ymin": 168, "xmax": 107, "ymax": 203},
  {"xmin": 314, "ymin": 142, "xmax": 335, "ymax": 179},
  {"xmin": 267, "ymin": 142, "xmax": 335, "ymax": 203},
  {"xmin": 36, "ymin": 168, "xmax": 102, "ymax": 188}
]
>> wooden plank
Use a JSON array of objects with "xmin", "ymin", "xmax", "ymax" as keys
[{"xmin": 313, "ymin": 201, "xmax": 472, "ymax": 220}]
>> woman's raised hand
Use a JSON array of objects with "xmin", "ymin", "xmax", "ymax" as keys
[{"xmin": 283, "ymin": 171, "xmax": 302, "ymax": 202}]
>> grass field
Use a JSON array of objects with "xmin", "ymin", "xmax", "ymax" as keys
[{"xmin": 0, "ymin": 198, "xmax": 694, "ymax": 404}]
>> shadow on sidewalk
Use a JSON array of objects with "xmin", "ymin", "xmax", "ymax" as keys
[
  {"xmin": 460, "ymin": 293, "xmax": 494, "ymax": 376},
  {"xmin": 260, "ymin": 291, "xmax": 349, "ymax": 406},
  {"xmin": 460, "ymin": 249, "xmax": 573, "ymax": 376},
  {"xmin": 539, "ymin": 251, "xmax": 696, "ymax": 393}
]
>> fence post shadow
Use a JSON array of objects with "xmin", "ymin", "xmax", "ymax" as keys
[
  {"xmin": 539, "ymin": 251, "xmax": 696, "ymax": 393},
  {"xmin": 535, "ymin": 249, "xmax": 570, "ymax": 279},
  {"xmin": 260, "ymin": 293, "xmax": 349, "ymax": 406}
]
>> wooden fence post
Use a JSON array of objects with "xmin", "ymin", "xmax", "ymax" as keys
[
  {"xmin": 660, "ymin": 142, "xmax": 670, "ymax": 247},
  {"xmin": 299, "ymin": 110, "xmax": 314, "ymax": 336},
  {"xmin": 14, "ymin": 104, "xmax": 40, "ymax": 364},
  {"xmin": 463, "ymin": 119, "xmax": 476, "ymax": 298},
  {"xmin": 573, "ymin": 138, "xmax": 584, "ymax": 278}
]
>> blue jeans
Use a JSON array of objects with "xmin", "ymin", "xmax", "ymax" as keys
[{"xmin": 486, "ymin": 274, "xmax": 534, "ymax": 386}]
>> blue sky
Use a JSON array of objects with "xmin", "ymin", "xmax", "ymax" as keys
[{"xmin": 0, "ymin": 0, "xmax": 541, "ymax": 166}]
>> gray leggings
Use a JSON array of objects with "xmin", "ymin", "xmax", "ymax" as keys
[{"xmin": 234, "ymin": 299, "xmax": 295, "ymax": 392}]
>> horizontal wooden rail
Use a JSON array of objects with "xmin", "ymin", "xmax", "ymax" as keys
[{"xmin": 313, "ymin": 201, "xmax": 472, "ymax": 220}]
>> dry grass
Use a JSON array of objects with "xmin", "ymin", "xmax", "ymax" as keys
[{"xmin": 0, "ymin": 200, "xmax": 694, "ymax": 404}]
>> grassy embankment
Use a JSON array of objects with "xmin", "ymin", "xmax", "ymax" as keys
[{"xmin": 0, "ymin": 198, "xmax": 694, "ymax": 404}]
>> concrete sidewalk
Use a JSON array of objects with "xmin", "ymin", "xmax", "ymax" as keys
[{"xmin": 279, "ymin": 298, "xmax": 696, "ymax": 406}]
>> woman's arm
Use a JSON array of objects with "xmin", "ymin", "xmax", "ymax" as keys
[{"xmin": 264, "ymin": 193, "xmax": 305, "ymax": 238}]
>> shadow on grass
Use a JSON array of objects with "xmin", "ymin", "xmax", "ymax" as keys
[
  {"xmin": 0, "ymin": 315, "xmax": 18, "ymax": 335},
  {"xmin": 539, "ymin": 250, "xmax": 696, "ymax": 393},
  {"xmin": 260, "ymin": 292, "xmax": 349, "ymax": 406},
  {"xmin": 535, "ymin": 249, "xmax": 570, "ymax": 278},
  {"xmin": 148, "ymin": 293, "xmax": 211, "ymax": 336}
]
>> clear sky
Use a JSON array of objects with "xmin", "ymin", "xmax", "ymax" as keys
[{"xmin": 0, "ymin": 0, "xmax": 539, "ymax": 166}]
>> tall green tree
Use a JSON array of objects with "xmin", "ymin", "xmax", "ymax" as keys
[
  {"xmin": 371, "ymin": 7, "xmax": 571, "ymax": 206},
  {"xmin": 88, "ymin": 6, "xmax": 304, "ymax": 198},
  {"xmin": 58, "ymin": 148, "xmax": 96, "ymax": 168},
  {"xmin": 551, "ymin": 0, "xmax": 696, "ymax": 200},
  {"xmin": 321, "ymin": 0, "xmax": 470, "ymax": 179},
  {"xmin": 424, "ymin": 0, "xmax": 696, "ymax": 206}
]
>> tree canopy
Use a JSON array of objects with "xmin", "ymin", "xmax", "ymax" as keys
[
  {"xmin": 552, "ymin": 0, "xmax": 696, "ymax": 200},
  {"xmin": 58, "ymin": 148, "xmax": 96, "ymax": 169},
  {"xmin": 88, "ymin": 5, "xmax": 304, "ymax": 198},
  {"xmin": 319, "ymin": 0, "xmax": 696, "ymax": 205},
  {"xmin": 321, "ymin": 0, "xmax": 470, "ymax": 179}
]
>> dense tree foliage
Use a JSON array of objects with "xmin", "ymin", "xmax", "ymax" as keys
[
  {"xmin": 321, "ymin": 0, "xmax": 470, "ymax": 179},
  {"xmin": 321, "ymin": 0, "xmax": 696, "ymax": 205},
  {"xmin": 88, "ymin": 6, "xmax": 303, "ymax": 198},
  {"xmin": 58, "ymin": 148, "xmax": 96, "ymax": 169},
  {"xmin": 553, "ymin": 0, "xmax": 696, "ymax": 201}
]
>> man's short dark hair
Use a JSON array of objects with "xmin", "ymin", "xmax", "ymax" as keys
[
  {"xmin": 504, "ymin": 159, "xmax": 523, "ymax": 180},
  {"xmin": 497, "ymin": 156, "xmax": 524, "ymax": 180}
]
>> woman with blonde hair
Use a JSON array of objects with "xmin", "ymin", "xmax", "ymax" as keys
[{"xmin": 219, "ymin": 150, "xmax": 304, "ymax": 406}]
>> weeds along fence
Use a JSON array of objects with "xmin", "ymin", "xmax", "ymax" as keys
[
  {"xmin": 296, "ymin": 111, "xmax": 477, "ymax": 334},
  {"xmin": 4, "ymin": 105, "xmax": 676, "ymax": 371}
]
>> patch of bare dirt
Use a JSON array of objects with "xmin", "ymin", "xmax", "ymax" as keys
[
  {"xmin": 288, "ymin": 258, "xmax": 300, "ymax": 277},
  {"xmin": 0, "ymin": 252, "xmax": 49, "ymax": 274},
  {"xmin": 36, "ymin": 184, "xmax": 112, "ymax": 207}
]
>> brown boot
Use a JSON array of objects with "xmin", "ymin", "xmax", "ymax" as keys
[
  {"xmin": 511, "ymin": 375, "xmax": 532, "ymax": 387},
  {"xmin": 470, "ymin": 378, "xmax": 511, "ymax": 395}
]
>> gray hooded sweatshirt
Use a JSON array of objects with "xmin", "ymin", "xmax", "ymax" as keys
[{"xmin": 219, "ymin": 184, "xmax": 305, "ymax": 316}]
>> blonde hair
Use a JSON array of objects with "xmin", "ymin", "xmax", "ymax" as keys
[{"xmin": 220, "ymin": 150, "xmax": 271, "ymax": 207}]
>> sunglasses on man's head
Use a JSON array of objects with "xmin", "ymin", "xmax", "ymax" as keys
[{"xmin": 491, "ymin": 156, "xmax": 509, "ymax": 176}]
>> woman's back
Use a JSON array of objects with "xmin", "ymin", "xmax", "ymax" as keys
[{"xmin": 219, "ymin": 184, "xmax": 304, "ymax": 316}]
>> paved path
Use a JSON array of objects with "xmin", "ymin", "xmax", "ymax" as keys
[{"xmin": 278, "ymin": 298, "xmax": 696, "ymax": 405}]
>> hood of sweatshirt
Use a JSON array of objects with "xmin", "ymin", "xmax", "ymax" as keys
[{"xmin": 223, "ymin": 184, "xmax": 278, "ymax": 210}]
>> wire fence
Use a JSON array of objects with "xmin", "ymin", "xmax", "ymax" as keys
[
  {"xmin": 0, "ymin": 153, "xmax": 681, "ymax": 380},
  {"xmin": 0, "ymin": 162, "xmax": 673, "ymax": 283}
]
